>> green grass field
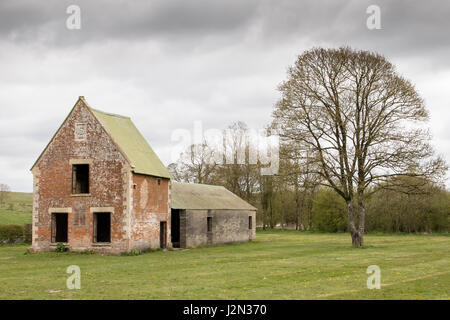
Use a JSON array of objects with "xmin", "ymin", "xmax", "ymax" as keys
[
  {"xmin": 0, "ymin": 230, "xmax": 448, "ymax": 300},
  {"xmin": 0, "ymin": 192, "xmax": 32, "ymax": 225}
]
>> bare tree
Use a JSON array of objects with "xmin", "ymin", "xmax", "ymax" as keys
[
  {"xmin": 168, "ymin": 122, "xmax": 260, "ymax": 198},
  {"xmin": 278, "ymin": 144, "xmax": 321, "ymax": 230},
  {"xmin": 0, "ymin": 183, "xmax": 11, "ymax": 206},
  {"xmin": 273, "ymin": 47, "xmax": 447, "ymax": 246},
  {"xmin": 168, "ymin": 141, "xmax": 218, "ymax": 184},
  {"xmin": 217, "ymin": 122, "xmax": 259, "ymax": 201},
  {"xmin": 260, "ymin": 175, "xmax": 274, "ymax": 229}
]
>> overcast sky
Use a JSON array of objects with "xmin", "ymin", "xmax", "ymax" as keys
[{"xmin": 1, "ymin": 0, "xmax": 449, "ymax": 192}]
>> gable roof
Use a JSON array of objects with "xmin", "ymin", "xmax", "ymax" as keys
[
  {"xmin": 91, "ymin": 108, "xmax": 171, "ymax": 179},
  {"xmin": 171, "ymin": 182, "xmax": 257, "ymax": 210},
  {"xmin": 31, "ymin": 97, "xmax": 171, "ymax": 179}
]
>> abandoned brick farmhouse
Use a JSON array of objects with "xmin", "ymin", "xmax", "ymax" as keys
[{"xmin": 30, "ymin": 97, "xmax": 256, "ymax": 254}]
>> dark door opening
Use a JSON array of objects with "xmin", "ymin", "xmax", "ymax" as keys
[
  {"xmin": 207, "ymin": 217, "xmax": 212, "ymax": 232},
  {"xmin": 160, "ymin": 221, "xmax": 167, "ymax": 248},
  {"xmin": 207, "ymin": 216, "xmax": 212, "ymax": 244},
  {"xmin": 52, "ymin": 213, "xmax": 68, "ymax": 243},
  {"xmin": 171, "ymin": 210, "xmax": 180, "ymax": 248},
  {"xmin": 94, "ymin": 212, "xmax": 111, "ymax": 243}
]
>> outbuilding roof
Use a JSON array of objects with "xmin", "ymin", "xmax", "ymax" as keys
[
  {"xmin": 171, "ymin": 182, "xmax": 257, "ymax": 210},
  {"xmin": 92, "ymin": 108, "xmax": 171, "ymax": 179}
]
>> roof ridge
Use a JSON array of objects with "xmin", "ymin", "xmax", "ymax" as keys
[
  {"xmin": 173, "ymin": 182, "xmax": 225, "ymax": 188},
  {"xmin": 91, "ymin": 108, "xmax": 130, "ymax": 119}
]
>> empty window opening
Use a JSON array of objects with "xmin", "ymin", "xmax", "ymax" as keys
[
  {"xmin": 157, "ymin": 178, "xmax": 161, "ymax": 186},
  {"xmin": 207, "ymin": 217, "xmax": 212, "ymax": 232},
  {"xmin": 249, "ymin": 216, "xmax": 252, "ymax": 230},
  {"xmin": 52, "ymin": 213, "xmax": 68, "ymax": 243},
  {"xmin": 93, "ymin": 212, "xmax": 111, "ymax": 243},
  {"xmin": 72, "ymin": 164, "xmax": 89, "ymax": 194}
]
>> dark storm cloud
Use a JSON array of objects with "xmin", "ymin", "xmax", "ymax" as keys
[
  {"xmin": 0, "ymin": 0, "xmax": 260, "ymax": 46},
  {"xmin": 1, "ymin": 0, "xmax": 449, "ymax": 57},
  {"xmin": 252, "ymin": 0, "xmax": 450, "ymax": 60}
]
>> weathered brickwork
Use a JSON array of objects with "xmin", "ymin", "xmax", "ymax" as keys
[{"xmin": 130, "ymin": 174, "xmax": 170, "ymax": 250}]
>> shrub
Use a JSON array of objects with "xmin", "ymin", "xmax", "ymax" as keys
[
  {"xmin": 23, "ymin": 224, "xmax": 32, "ymax": 243},
  {"xmin": 311, "ymin": 189, "xmax": 347, "ymax": 232},
  {"xmin": 366, "ymin": 178, "xmax": 450, "ymax": 233},
  {"xmin": 55, "ymin": 243, "xmax": 68, "ymax": 252},
  {"xmin": 121, "ymin": 249, "xmax": 141, "ymax": 256},
  {"xmin": 0, "ymin": 224, "xmax": 24, "ymax": 243}
]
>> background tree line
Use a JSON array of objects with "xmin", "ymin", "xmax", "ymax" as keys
[
  {"xmin": 168, "ymin": 122, "xmax": 450, "ymax": 234},
  {"xmin": 169, "ymin": 48, "xmax": 449, "ymax": 242}
]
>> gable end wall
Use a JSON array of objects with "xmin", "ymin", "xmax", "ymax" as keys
[{"xmin": 31, "ymin": 100, "xmax": 131, "ymax": 253}]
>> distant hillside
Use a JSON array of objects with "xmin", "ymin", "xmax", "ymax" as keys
[{"xmin": 0, "ymin": 192, "xmax": 32, "ymax": 225}]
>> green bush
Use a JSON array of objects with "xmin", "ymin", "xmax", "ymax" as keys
[
  {"xmin": 55, "ymin": 243, "xmax": 68, "ymax": 252},
  {"xmin": 121, "ymin": 249, "xmax": 141, "ymax": 256},
  {"xmin": 311, "ymin": 189, "xmax": 347, "ymax": 232},
  {"xmin": 0, "ymin": 224, "xmax": 24, "ymax": 243},
  {"xmin": 23, "ymin": 224, "xmax": 32, "ymax": 243},
  {"xmin": 366, "ymin": 177, "xmax": 450, "ymax": 233}
]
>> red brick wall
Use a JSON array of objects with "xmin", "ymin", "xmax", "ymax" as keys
[
  {"xmin": 32, "ymin": 99, "xmax": 131, "ymax": 253},
  {"xmin": 130, "ymin": 174, "xmax": 170, "ymax": 249}
]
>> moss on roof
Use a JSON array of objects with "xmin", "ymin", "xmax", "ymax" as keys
[
  {"xmin": 171, "ymin": 182, "xmax": 257, "ymax": 210},
  {"xmin": 92, "ymin": 108, "xmax": 171, "ymax": 179}
]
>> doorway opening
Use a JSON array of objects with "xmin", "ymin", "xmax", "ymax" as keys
[
  {"xmin": 207, "ymin": 216, "xmax": 213, "ymax": 244},
  {"xmin": 171, "ymin": 210, "xmax": 180, "ymax": 248},
  {"xmin": 93, "ymin": 212, "xmax": 111, "ymax": 243},
  {"xmin": 51, "ymin": 213, "xmax": 68, "ymax": 243},
  {"xmin": 160, "ymin": 221, "xmax": 167, "ymax": 248}
]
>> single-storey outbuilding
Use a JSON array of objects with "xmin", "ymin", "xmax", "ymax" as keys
[{"xmin": 170, "ymin": 182, "xmax": 257, "ymax": 248}]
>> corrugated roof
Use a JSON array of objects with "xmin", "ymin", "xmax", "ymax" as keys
[
  {"xmin": 171, "ymin": 182, "xmax": 257, "ymax": 210},
  {"xmin": 92, "ymin": 108, "xmax": 171, "ymax": 179}
]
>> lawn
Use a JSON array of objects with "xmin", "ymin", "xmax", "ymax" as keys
[
  {"xmin": 0, "ymin": 230, "xmax": 448, "ymax": 300},
  {"xmin": 0, "ymin": 192, "xmax": 32, "ymax": 225}
]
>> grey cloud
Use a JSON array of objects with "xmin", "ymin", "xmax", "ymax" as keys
[
  {"xmin": 0, "ymin": 0, "xmax": 260, "ymax": 46},
  {"xmin": 2, "ymin": 0, "xmax": 450, "ymax": 62}
]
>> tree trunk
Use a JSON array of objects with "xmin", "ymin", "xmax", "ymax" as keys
[
  {"xmin": 351, "ymin": 231, "xmax": 363, "ymax": 247},
  {"xmin": 347, "ymin": 200, "xmax": 364, "ymax": 247},
  {"xmin": 355, "ymin": 189, "xmax": 366, "ymax": 247},
  {"xmin": 356, "ymin": 199, "xmax": 365, "ymax": 247}
]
